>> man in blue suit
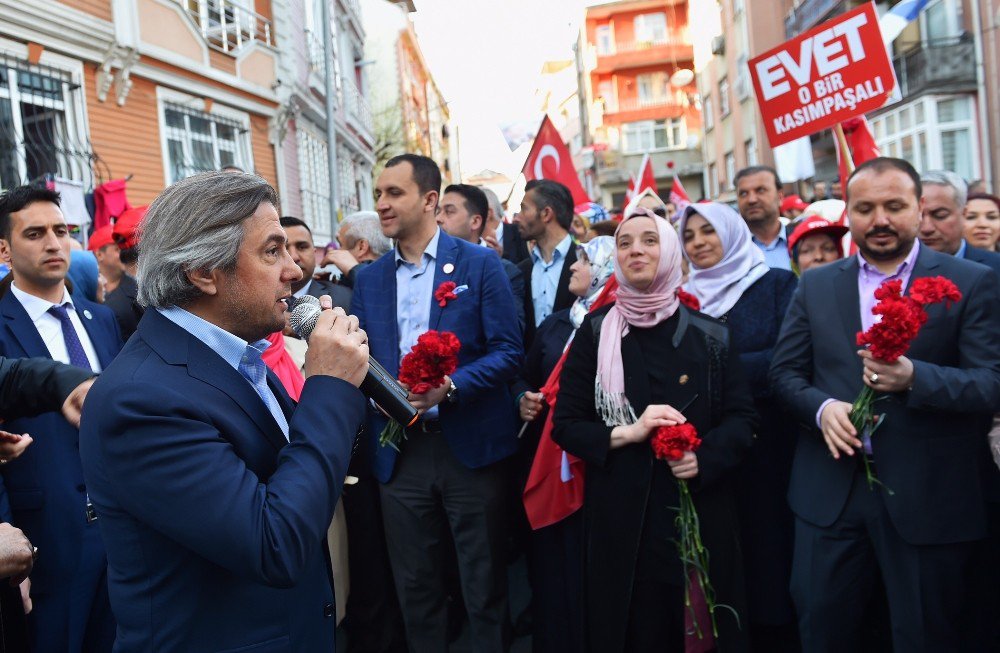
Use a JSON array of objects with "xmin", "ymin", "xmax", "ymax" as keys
[
  {"xmin": 0, "ymin": 185, "xmax": 122, "ymax": 652},
  {"xmin": 771, "ymin": 158, "xmax": 1000, "ymax": 651},
  {"xmin": 352, "ymin": 154, "xmax": 522, "ymax": 651},
  {"xmin": 79, "ymin": 172, "xmax": 371, "ymax": 652}
]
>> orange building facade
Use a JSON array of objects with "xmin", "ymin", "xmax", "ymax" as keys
[
  {"xmin": 1, "ymin": 0, "xmax": 282, "ymax": 214},
  {"xmin": 581, "ymin": 0, "xmax": 705, "ymax": 206}
]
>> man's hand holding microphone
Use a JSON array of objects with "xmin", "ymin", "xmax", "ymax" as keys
[{"xmin": 302, "ymin": 295, "xmax": 370, "ymax": 387}]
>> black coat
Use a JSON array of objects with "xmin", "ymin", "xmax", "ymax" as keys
[
  {"xmin": 502, "ymin": 222, "xmax": 530, "ymax": 265},
  {"xmin": 0, "ymin": 356, "xmax": 93, "ymax": 420},
  {"xmin": 553, "ymin": 304, "xmax": 757, "ymax": 653},
  {"xmin": 306, "ymin": 277, "xmax": 352, "ymax": 311}
]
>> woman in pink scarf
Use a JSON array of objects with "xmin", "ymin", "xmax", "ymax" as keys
[{"xmin": 552, "ymin": 209, "xmax": 757, "ymax": 652}]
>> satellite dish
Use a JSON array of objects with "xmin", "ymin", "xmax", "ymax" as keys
[{"xmin": 670, "ymin": 68, "xmax": 695, "ymax": 87}]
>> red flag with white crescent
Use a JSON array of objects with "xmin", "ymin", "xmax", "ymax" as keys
[
  {"xmin": 634, "ymin": 153, "xmax": 658, "ymax": 196},
  {"xmin": 522, "ymin": 115, "xmax": 591, "ymax": 205}
]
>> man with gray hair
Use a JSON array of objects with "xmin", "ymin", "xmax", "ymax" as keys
[
  {"xmin": 919, "ymin": 169, "xmax": 1000, "ymax": 275},
  {"xmin": 322, "ymin": 211, "xmax": 392, "ymax": 289},
  {"xmin": 79, "ymin": 171, "xmax": 371, "ymax": 651},
  {"xmin": 481, "ymin": 186, "xmax": 530, "ymax": 265}
]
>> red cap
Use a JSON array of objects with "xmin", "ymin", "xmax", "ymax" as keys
[
  {"xmin": 788, "ymin": 214, "xmax": 849, "ymax": 255},
  {"xmin": 87, "ymin": 225, "xmax": 115, "ymax": 251},
  {"xmin": 112, "ymin": 206, "xmax": 149, "ymax": 250},
  {"xmin": 781, "ymin": 195, "xmax": 809, "ymax": 213}
]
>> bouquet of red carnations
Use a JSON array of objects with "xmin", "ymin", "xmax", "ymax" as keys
[
  {"xmin": 379, "ymin": 330, "xmax": 461, "ymax": 450},
  {"xmin": 651, "ymin": 423, "xmax": 733, "ymax": 649},
  {"xmin": 851, "ymin": 276, "xmax": 961, "ymax": 490}
]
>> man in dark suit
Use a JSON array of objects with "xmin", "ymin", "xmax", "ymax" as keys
[
  {"xmin": 516, "ymin": 179, "xmax": 578, "ymax": 349},
  {"xmin": 0, "ymin": 185, "xmax": 123, "ymax": 652},
  {"xmin": 919, "ymin": 169, "xmax": 1000, "ymax": 275},
  {"xmin": 79, "ymin": 171, "xmax": 370, "ymax": 651},
  {"xmin": 437, "ymin": 183, "xmax": 525, "ymax": 332},
  {"xmin": 770, "ymin": 157, "xmax": 1000, "ymax": 652},
  {"xmin": 281, "ymin": 216, "xmax": 353, "ymax": 310},
  {"xmin": 919, "ymin": 170, "xmax": 1000, "ymax": 650},
  {"xmin": 352, "ymin": 154, "xmax": 522, "ymax": 651}
]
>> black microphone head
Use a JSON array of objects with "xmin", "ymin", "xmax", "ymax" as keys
[{"xmin": 288, "ymin": 295, "xmax": 321, "ymax": 341}]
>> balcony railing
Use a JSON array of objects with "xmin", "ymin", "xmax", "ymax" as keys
[
  {"xmin": 604, "ymin": 96, "xmax": 685, "ymax": 114},
  {"xmin": 176, "ymin": 0, "xmax": 273, "ymax": 53},
  {"xmin": 892, "ymin": 38, "xmax": 976, "ymax": 98},
  {"xmin": 343, "ymin": 79, "xmax": 373, "ymax": 135},
  {"xmin": 595, "ymin": 33, "xmax": 688, "ymax": 56}
]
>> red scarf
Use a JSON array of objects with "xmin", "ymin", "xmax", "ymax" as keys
[{"xmin": 262, "ymin": 332, "xmax": 304, "ymax": 401}]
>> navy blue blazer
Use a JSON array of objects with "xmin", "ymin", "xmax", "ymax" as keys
[
  {"xmin": 0, "ymin": 289, "xmax": 121, "ymax": 598},
  {"xmin": 351, "ymin": 229, "xmax": 524, "ymax": 483},
  {"xmin": 79, "ymin": 309, "xmax": 366, "ymax": 652},
  {"xmin": 770, "ymin": 247, "xmax": 1000, "ymax": 545},
  {"xmin": 962, "ymin": 243, "xmax": 1000, "ymax": 277}
]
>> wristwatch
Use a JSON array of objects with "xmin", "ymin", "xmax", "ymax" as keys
[{"xmin": 445, "ymin": 380, "xmax": 459, "ymax": 403}]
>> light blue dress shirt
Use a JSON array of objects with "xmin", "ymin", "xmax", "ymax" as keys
[
  {"xmin": 158, "ymin": 306, "xmax": 290, "ymax": 439},
  {"xmin": 955, "ymin": 239, "xmax": 968, "ymax": 259},
  {"xmin": 530, "ymin": 233, "xmax": 573, "ymax": 327},
  {"xmin": 394, "ymin": 227, "xmax": 441, "ymax": 420},
  {"xmin": 752, "ymin": 224, "xmax": 792, "ymax": 271}
]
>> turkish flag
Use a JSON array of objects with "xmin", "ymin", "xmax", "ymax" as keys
[
  {"xmin": 836, "ymin": 116, "xmax": 880, "ymax": 254},
  {"xmin": 669, "ymin": 174, "xmax": 691, "ymax": 217},
  {"xmin": 634, "ymin": 153, "xmax": 657, "ymax": 196},
  {"xmin": 522, "ymin": 278, "xmax": 618, "ymax": 530},
  {"xmin": 522, "ymin": 115, "xmax": 590, "ymax": 205}
]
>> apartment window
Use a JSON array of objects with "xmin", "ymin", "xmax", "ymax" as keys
[
  {"xmin": 622, "ymin": 118, "xmax": 685, "ymax": 153},
  {"xmin": 708, "ymin": 162, "xmax": 719, "ymax": 198},
  {"xmin": 869, "ymin": 95, "xmax": 978, "ymax": 180},
  {"xmin": 595, "ymin": 25, "xmax": 613, "ymax": 55},
  {"xmin": 634, "ymin": 12, "xmax": 668, "ymax": 43},
  {"xmin": 922, "ymin": 0, "xmax": 961, "ymax": 42},
  {"xmin": 636, "ymin": 72, "xmax": 669, "ymax": 104},
  {"xmin": 718, "ymin": 78, "xmax": 731, "ymax": 117},
  {"xmin": 735, "ymin": 55, "xmax": 750, "ymax": 101},
  {"xmin": 0, "ymin": 57, "xmax": 89, "ymax": 190},
  {"xmin": 745, "ymin": 137, "xmax": 758, "ymax": 166},
  {"xmin": 296, "ymin": 125, "xmax": 332, "ymax": 242},
  {"xmin": 703, "ymin": 94, "xmax": 714, "ymax": 131},
  {"xmin": 724, "ymin": 151, "xmax": 736, "ymax": 190},
  {"xmin": 162, "ymin": 103, "xmax": 251, "ymax": 184}
]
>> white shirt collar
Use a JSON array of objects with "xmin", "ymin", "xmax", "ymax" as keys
[{"xmin": 10, "ymin": 282, "xmax": 74, "ymax": 322}]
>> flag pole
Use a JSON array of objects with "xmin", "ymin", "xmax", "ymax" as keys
[{"xmin": 834, "ymin": 123, "xmax": 856, "ymax": 174}]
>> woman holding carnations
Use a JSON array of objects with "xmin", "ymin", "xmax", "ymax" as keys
[
  {"xmin": 552, "ymin": 208, "xmax": 757, "ymax": 652},
  {"xmin": 680, "ymin": 203, "xmax": 800, "ymax": 651}
]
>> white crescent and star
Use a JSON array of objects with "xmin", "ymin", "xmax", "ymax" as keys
[{"xmin": 533, "ymin": 144, "xmax": 561, "ymax": 180}]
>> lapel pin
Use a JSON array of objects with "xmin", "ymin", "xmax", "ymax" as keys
[
  {"xmin": 83, "ymin": 310, "xmax": 93, "ymax": 320},
  {"xmin": 442, "ymin": 263, "xmax": 454, "ymax": 274},
  {"xmin": 679, "ymin": 374, "xmax": 689, "ymax": 385}
]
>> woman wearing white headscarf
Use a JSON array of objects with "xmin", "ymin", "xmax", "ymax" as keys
[
  {"xmin": 553, "ymin": 210, "xmax": 756, "ymax": 652},
  {"xmin": 680, "ymin": 202, "xmax": 800, "ymax": 651},
  {"xmin": 512, "ymin": 236, "xmax": 616, "ymax": 653}
]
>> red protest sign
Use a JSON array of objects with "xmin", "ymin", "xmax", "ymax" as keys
[{"xmin": 749, "ymin": 2, "xmax": 897, "ymax": 148}]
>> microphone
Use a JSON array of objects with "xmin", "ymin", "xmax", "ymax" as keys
[{"xmin": 288, "ymin": 295, "xmax": 419, "ymax": 428}]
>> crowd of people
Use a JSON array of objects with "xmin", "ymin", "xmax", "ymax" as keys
[{"xmin": 0, "ymin": 149, "xmax": 996, "ymax": 653}]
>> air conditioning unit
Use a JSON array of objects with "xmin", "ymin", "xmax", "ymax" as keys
[{"xmin": 711, "ymin": 35, "xmax": 725, "ymax": 56}]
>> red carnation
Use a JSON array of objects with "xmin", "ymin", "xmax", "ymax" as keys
[
  {"xmin": 434, "ymin": 281, "xmax": 458, "ymax": 307},
  {"xmin": 651, "ymin": 423, "xmax": 701, "ymax": 461},
  {"xmin": 850, "ymin": 275, "xmax": 963, "ymax": 493},
  {"xmin": 398, "ymin": 330, "xmax": 460, "ymax": 395},
  {"xmin": 908, "ymin": 276, "xmax": 961, "ymax": 307},
  {"xmin": 677, "ymin": 289, "xmax": 700, "ymax": 311}
]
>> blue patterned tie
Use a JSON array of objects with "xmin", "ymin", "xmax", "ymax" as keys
[
  {"xmin": 238, "ymin": 343, "xmax": 290, "ymax": 440},
  {"xmin": 48, "ymin": 303, "xmax": 93, "ymax": 370}
]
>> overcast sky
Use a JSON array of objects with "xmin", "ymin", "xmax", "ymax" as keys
[{"xmin": 411, "ymin": 0, "xmax": 593, "ymax": 179}]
